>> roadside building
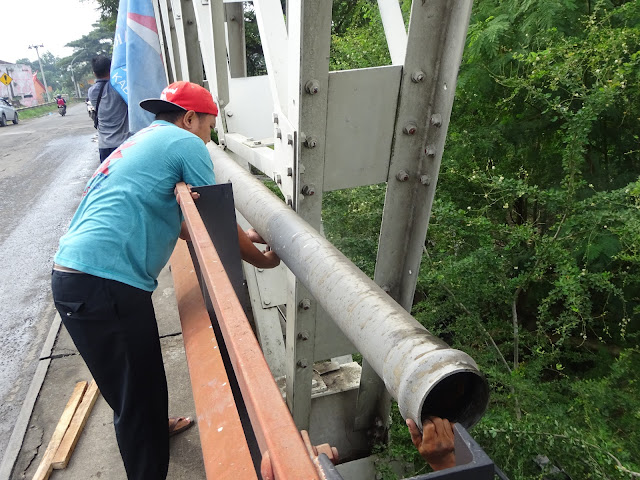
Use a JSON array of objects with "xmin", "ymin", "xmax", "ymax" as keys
[
  {"xmin": 0, "ymin": 60, "xmax": 40, "ymax": 107},
  {"xmin": 32, "ymin": 74, "xmax": 50, "ymax": 104}
]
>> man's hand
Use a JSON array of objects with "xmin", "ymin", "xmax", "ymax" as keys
[
  {"xmin": 238, "ymin": 225, "xmax": 280, "ymax": 268},
  {"xmin": 407, "ymin": 417, "xmax": 456, "ymax": 471},
  {"xmin": 245, "ymin": 228, "xmax": 279, "ymax": 267},
  {"xmin": 175, "ymin": 184, "xmax": 200, "ymax": 205},
  {"xmin": 246, "ymin": 228, "xmax": 266, "ymax": 244},
  {"xmin": 179, "ymin": 221, "xmax": 191, "ymax": 241},
  {"xmin": 260, "ymin": 248, "xmax": 280, "ymax": 268}
]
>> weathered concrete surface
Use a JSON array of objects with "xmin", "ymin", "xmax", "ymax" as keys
[
  {"xmin": 9, "ymin": 266, "xmax": 206, "ymax": 479},
  {"xmin": 0, "ymin": 105, "xmax": 98, "ymax": 458},
  {"xmin": 0, "ymin": 106, "xmax": 208, "ymax": 480}
]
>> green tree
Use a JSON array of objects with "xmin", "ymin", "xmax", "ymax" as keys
[
  {"xmin": 84, "ymin": 0, "xmax": 118, "ymax": 31},
  {"xmin": 60, "ymin": 21, "xmax": 115, "ymax": 94},
  {"xmin": 320, "ymin": 1, "xmax": 640, "ymax": 478},
  {"xmin": 329, "ymin": 0, "xmax": 392, "ymax": 70},
  {"xmin": 404, "ymin": 1, "xmax": 640, "ymax": 478}
]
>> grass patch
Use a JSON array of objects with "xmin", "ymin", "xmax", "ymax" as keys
[
  {"xmin": 17, "ymin": 100, "xmax": 84, "ymax": 121},
  {"xmin": 18, "ymin": 105, "xmax": 58, "ymax": 120}
]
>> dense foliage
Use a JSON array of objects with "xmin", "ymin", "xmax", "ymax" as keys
[
  {"xmin": 325, "ymin": 0, "xmax": 640, "ymax": 478},
  {"xmin": 83, "ymin": 0, "xmax": 118, "ymax": 30}
]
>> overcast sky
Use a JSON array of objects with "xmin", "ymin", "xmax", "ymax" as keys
[{"xmin": 1, "ymin": 0, "xmax": 102, "ymax": 64}]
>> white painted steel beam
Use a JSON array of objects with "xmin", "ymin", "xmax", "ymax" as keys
[
  {"xmin": 237, "ymin": 210, "xmax": 287, "ymax": 378},
  {"xmin": 324, "ymin": 66, "xmax": 402, "ymax": 191},
  {"xmin": 179, "ymin": 0, "xmax": 205, "ymax": 85},
  {"xmin": 377, "ymin": 0, "xmax": 408, "ymax": 65},
  {"xmin": 281, "ymin": 0, "xmax": 335, "ymax": 431},
  {"xmin": 269, "ymin": 112, "xmax": 297, "ymax": 205},
  {"xmin": 312, "ymin": 310, "xmax": 355, "ymax": 362},
  {"xmin": 169, "ymin": 0, "xmax": 191, "ymax": 81},
  {"xmin": 166, "ymin": 0, "xmax": 481, "ymax": 456},
  {"xmin": 224, "ymin": 76, "xmax": 274, "ymax": 139},
  {"xmin": 158, "ymin": 0, "xmax": 182, "ymax": 81},
  {"xmin": 376, "ymin": 0, "xmax": 473, "ymax": 311},
  {"xmin": 357, "ymin": 0, "xmax": 475, "ymax": 434},
  {"xmin": 209, "ymin": 0, "xmax": 230, "ymax": 106},
  {"xmin": 192, "ymin": 1, "xmax": 217, "ymax": 88},
  {"xmin": 253, "ymin": 0, "xmax": 289, "ymax": 113},
  {"xmin": 226, "ymin": 2, "xmax": 247, "ymax": 78},
  {"xmin": 210, "ymin": 146, "xmax": 490, "ymax": 430},
  {"xmin": 225, "ymin": 133, "xmax": 276, "ymax": 176},
  {"xmin": 152, "ymin": 0, "xmax": 171, "ymax": 84},
  {"xmin": 191, "ymin": 0, "xmax": 229, "ymax": 149}
]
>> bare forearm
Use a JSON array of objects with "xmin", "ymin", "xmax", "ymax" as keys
[{"xmin": 237, "ymin": 225, "xmax": 280, "ymax": 268}]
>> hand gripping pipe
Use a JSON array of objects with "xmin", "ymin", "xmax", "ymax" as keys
[{"xmin": 209, "ymin": 145, "xmax": 490, "ymax": 429}]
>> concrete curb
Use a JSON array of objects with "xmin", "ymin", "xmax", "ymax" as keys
[{"xmin": 0, "ymin": 312, "xmax": 62, "ymax": 480}]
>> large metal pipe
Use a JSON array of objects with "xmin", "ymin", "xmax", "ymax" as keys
[{"xmin": 209, "ymin": 145, "xmax": 490, "ymax": 428}]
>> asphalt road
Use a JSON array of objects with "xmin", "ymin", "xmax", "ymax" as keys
[{"xmin": 0, "ymin": 104, "xmax": 98, "ymax": 458}]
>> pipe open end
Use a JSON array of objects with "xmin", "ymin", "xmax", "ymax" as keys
[{"xmin": 420, "ymin": 371, "xmax": 489, "ymax": 429}]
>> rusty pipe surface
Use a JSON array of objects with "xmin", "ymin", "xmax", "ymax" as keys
[{"xmin": 209, "ymin": 145, "xmax": 489, "ymax": 428}]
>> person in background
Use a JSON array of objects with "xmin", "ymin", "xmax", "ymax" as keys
[
  {"xmin": 87, "ymin": 56, "xmax": 130, "ymax": 163},
  {"xmin": 56, "ymin": 94, "xmax": 66, "ymax": 115}
]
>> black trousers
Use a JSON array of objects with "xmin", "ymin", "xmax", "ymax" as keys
[
  {"xmin": 99, "ymin": 147, "xmax": 117, "ymax": 163},
  {"xmin": 51, "ymin": 270, "xmax": 169, "ymax": 480}
]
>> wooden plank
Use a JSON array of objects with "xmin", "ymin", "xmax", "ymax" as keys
[
  {"xmin": 32, "ymin": 381, "xmax": 87, "ymax": 480},
  {"xmin": 51, "ymin": 380, "xmax": 100, "ymax": 470}
]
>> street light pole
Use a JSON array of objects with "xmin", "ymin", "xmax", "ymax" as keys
[{"xmin": 28, "ymin": 44, "xmax": 51, "ymax": 102}]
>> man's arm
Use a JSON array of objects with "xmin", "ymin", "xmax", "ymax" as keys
[
  {"xmin": 175, "ymin": 184, "xmax": 279, "ymax": 268},
  {"xmin": 87, "ymin": 82, "xmax": 100, "ymax": 105},
  {"xmin": 237, "ymin": 225, "xmax": 280, "ymax": 268},
  {"xmin": 407, "ymin": 417, "xmax": 456, "ymax": 471},
  {"xmin": 178, "ymin": 222, "xmax": 279, "ymax": 269}
]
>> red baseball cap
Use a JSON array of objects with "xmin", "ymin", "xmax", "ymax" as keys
[{"xmin": 140, "ymin": 81, "xmax": 218, "ymax": 116}]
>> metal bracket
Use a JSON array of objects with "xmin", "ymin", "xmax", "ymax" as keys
[
  {"xmin": 405, "ymin": 424, "xmax": 508, "ymax": 479},
  {"xmin": 273, "ymin": 112, "xmax": 297, "ymax": 209},
  {"xmin": 241, "ymin": 137, "xmax": 275, "ymax": 149}
]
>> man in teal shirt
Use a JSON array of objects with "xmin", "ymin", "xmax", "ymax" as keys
[{"xmin": 51, "ymin": 82, "xmax": 279, "ymax": 480}]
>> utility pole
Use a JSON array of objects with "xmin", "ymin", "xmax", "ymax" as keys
[
  {"xmin": 70, "ymin": 55, "xmax": 82, "ymax": 98},
  {"xmin": 28, "ymin": 44, "xmax": 51, "ymax": 102}
]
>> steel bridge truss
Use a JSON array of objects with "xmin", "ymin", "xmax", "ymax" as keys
[{"xmin": 154, "ymin": 0, "xmax": 491, "ymax": 477}]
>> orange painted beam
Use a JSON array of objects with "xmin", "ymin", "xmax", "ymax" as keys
[
  {"xmin": 170, "ymin": 239, "xmax": 257, "ymax": 480},
  {"xmin": 176, "ymin": 183, "xmax": 320, "ymax": 480}
]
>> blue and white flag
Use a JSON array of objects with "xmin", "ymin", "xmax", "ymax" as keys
[{"xmin": 111, "ymin": 0, "xmax": 167, "ymax": 132}]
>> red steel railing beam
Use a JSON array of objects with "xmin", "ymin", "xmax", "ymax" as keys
[
  {"xmin": 176, "ymin": 182, "xmax": 320, "ymax": 480},
  {"xmin": 170, "ymin": 240, "xmax": 257, "ymax": 479}
]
